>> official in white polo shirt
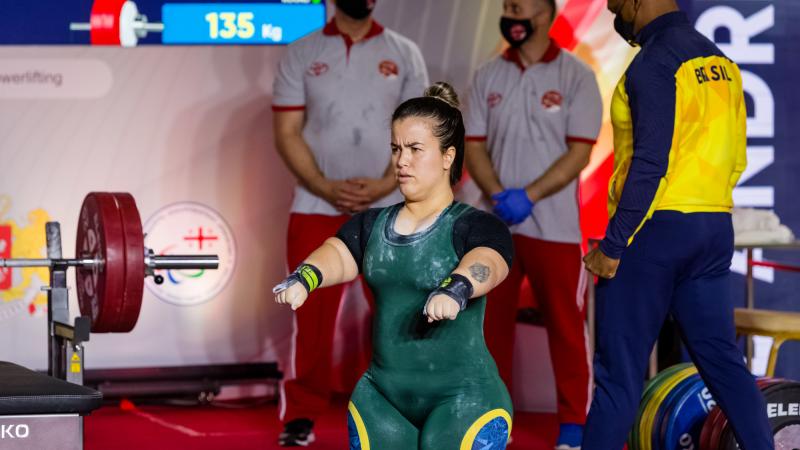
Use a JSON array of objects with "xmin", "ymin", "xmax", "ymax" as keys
[
  {"xmin": 272, "ymin": 0, "xmax": 428, "ymax": 446},
  {"xmin": 465, "ymin": 0, "xmax": 602, "ymax": 448}
]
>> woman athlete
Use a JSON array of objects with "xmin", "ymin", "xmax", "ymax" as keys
[{"xmin": 274, "ymin": 82, "xmax": 514, "ymax": 450}]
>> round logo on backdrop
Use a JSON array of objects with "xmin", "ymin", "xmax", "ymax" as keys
[{"xmin": 143, "ymin": 202, "xmax": 236, "ymax": 307}]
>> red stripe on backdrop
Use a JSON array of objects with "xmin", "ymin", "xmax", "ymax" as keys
[
  {"xmin": 551, "ymin": 0, "xmax": 615, "ymax": 245},
  {"xmin": 579, "ymin": 157, "xmax": 614, "ymax": 250},
  {"xmin": 550, "ymin": 0, "xmax": 608, "ymax": 51}
]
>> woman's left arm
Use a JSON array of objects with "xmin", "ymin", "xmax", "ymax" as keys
[
  {"xmin": 454, "ymin": 247, "xmax": 509, "ymax": 296},
  {"xmin": 424, "ymin": 247, "xmax": 510, "ymax": 322}
]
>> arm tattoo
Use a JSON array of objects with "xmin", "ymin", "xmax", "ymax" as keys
[{"xmin": 469, "ymin": 262, "xmax": 491, "ymax": 283}]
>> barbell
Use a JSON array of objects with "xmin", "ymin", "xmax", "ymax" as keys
[{"xmin": 0, "ymin": 192, "xmax": 218, "ymax": 333}]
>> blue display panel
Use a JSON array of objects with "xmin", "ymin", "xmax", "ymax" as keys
[
  {"xmin": 162, "ymin": 2, "xmax": 325, "ymax": 44},
  {"xmin": 0, "ymin": 0, "xmax": 326, "ymax": 46}
]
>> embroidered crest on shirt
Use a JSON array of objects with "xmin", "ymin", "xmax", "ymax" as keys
[
  {"xmin": 541, "ymin": 90, "xmax": 563, "ymax": 112},
  {"xmin": 487, "ymin": 92, "xmax": 503, "ymax": 108},
  {"xmin": 379, "ymin": 60, "xmax": 399, "ymax": 79},
  {"xmin": 307, "ymin": 62, "xmax": 329, "ymax": 77}
]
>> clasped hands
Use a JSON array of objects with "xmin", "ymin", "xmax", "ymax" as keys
[
  {"xmin": 492, "ymin": 188, "xmax": 534, "ymax": 225},
  {"xmin": 322, "ymin": 177, "xmax": 394, "ymax": 214}
]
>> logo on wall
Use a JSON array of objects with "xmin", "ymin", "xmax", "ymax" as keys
[
  {"xmin": 143, "ymin": 202, "xmax": 236, "ymax": 307},
  {"xmin": 0, "ymin": 195, "xmax": 52, "ymax": 321},
  {"xmin": 541, "ymin": 90, "xmax": 563, "ymax": 111},
  {"xmin": 307, "ymin": 62, "xmax": 329, "ymax": 77},
  {"xmin": 379, "ymin": 60, "xmax": 399, "ymax": 79}
]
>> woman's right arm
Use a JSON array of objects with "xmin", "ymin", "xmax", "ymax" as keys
[{"xmin": 273, "ymin": 237, "xmax": 359, "ymax": 310}]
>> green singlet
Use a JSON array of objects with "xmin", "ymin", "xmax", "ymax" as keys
[{"xmin": 343, "ymin": 202, "xmax": 513, "ymax": 450}]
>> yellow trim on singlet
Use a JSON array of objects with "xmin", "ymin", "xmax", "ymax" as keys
[
  {"xmin": 348, "ymin": 401, "xmax": 370, "ymax": 450},
  {"xmin": 459, "ymin": 408, "xmax": 512, "ymax": 450}
]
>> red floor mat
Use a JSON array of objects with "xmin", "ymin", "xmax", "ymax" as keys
[{"xmin": 85, "ymin": 400, "xmax": 557, "ymax": 449}]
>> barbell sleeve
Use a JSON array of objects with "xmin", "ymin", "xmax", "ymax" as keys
[
  {"xmin": 0, "ymin": 256, "xmax": 217, "ymax": 270},
  {"xmin": 0, "ymin": 258, "xmax": 97, "ymax": 268},
  {"xmin": 147, "ymin": 255, "xmax": 220, "ymax": 270}
]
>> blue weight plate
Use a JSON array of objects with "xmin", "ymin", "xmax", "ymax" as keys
[
  {"xmin": 630, "ymin": 363, "xmax": 694, "ymax": 450},
  {"xmin": 663, "ymin": 377, "xmax": 714, "ymax": 450},
  {"xmin": 653, "ymin": 374, "xmax": 700, "ymax": 450}
]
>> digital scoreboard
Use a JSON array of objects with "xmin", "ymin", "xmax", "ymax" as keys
[
  {"xmin": 0, "ymin": 0, "xmax": 327, "ymax": 46},
  {"xmin": 162, "ymin": 1, "xmax": 326, "ymax": 45}
]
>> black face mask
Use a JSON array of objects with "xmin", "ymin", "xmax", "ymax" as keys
[
  {"xmin": 336, "ymin": 0, "xmax": 375, "ymax": 20},
  {"xmin": 500, "ymin": 17, "xmax": 535, "ymax": 48},
  {"xmin": 613, "ymin": 0, "xmax": 640, "ymax": 47}
]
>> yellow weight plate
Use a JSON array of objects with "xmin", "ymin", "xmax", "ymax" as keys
[{"xmin": 639, "ymin": 366, "xmax": 698, "ymax": 450}]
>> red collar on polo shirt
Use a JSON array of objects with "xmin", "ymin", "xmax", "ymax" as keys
[
  {"xmin": 323, "ymin": 19, "xmax": 385, "ymax": 47},
  {"xmin": 502, "ymin": 39, "xmax": 562, "ymax": 71}
]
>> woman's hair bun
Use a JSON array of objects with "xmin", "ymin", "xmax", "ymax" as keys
[{"xmin": 423, "ymin": 81, "xmax": 460, "ymax": 109}]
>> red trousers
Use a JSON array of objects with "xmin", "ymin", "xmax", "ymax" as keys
[
  {"xmin": 279, "ymin": 213, "xmax": 372, "ymax": 423},
  {"xmin": 484, "ymin": 235, "xmax": 591, "ymax": 424}
]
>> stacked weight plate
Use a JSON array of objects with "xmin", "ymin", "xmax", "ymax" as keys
[
  {"xmin": 630, "ymin": 364, "xmax": 800, "ymax": 450},
  {"xmin": 700, "ymin": 377, "xmax": 800, "ymax": 450},
  {"xmin": 628, "ymin": 363, "xmax": 700, "ymax": 450},
  {"xmin": 75, "ymin": 192, "xmax": 145, "ymax": 333}
]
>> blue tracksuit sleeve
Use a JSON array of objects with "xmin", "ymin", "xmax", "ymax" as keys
[{"xmin": 599, "ymin": 58, "xmax": 676, "ymax": 259}]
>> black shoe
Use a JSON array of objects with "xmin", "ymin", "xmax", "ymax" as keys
[{"xmin": 279, "ymin": 418, "xmax": 316, "ymax": 447}]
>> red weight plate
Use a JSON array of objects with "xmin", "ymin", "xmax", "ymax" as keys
[
  {"xmin": 112, "ymin": 192, "xmax": 145, "ymax": 333},
  {"xmin": 757, "ymin": 377, "xmax": 785, "ymax": 390},
  {"xmin": 76, "ymin": 192, "xmax": 126, "ymax": 332},
  {"xmin": 700, "ymin": 407, "xmax": 723, "ymax": 450},
  {"xmin": 89, "ymin": 0, "xmax": 126, "ymax": 45},
  {"xmin": 711, "ymin": 378, "xmax": 786, "ymax": 450},
  {"xmin": 710, "ymin": 412, "xmax": 730, "ymax": 450}
]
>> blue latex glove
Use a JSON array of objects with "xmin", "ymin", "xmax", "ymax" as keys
[
  {"xmin": 492, "ymin": 189, "xmax": 534, "ymax": 225},
  {"xmin": 491, "ymin": 191, "xmax": 514, "ymax": 224}
]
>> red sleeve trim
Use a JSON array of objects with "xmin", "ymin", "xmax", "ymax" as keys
[
  {"xmin": 272, "ymin": 105, "xmax": 306, "ymax": 112},
  {"xmin": 466, "ymin": 136, "xmax": 488, "ymax": 142},
  {"xmin": 566, "ymin": 136, "xmax": 597, "ymax": 145}
]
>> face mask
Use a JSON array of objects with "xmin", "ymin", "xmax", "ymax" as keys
[
  {"xmin": 613, "ymin": 0, "xmax": 640, "ymax": 47},
  {"xmin": 500, "ymin": 17, "xmax": 535, "ymax": 48},
  {"xmin": 336, "ymin": 0, "xmax": 375, "ymax": 20}
]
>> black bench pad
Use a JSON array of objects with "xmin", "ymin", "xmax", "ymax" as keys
[{"xmin": 0, "ymin": 361, "xmax": 102, "ymax": 415}]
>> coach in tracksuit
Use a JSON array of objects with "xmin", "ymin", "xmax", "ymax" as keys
[
  {"xmin": 272, "ymin": 0, "xmax": 428, "ymax": 445},
  {"xmin": 582, "ymin": 1, "xmax": 774, "ymax": 449}
]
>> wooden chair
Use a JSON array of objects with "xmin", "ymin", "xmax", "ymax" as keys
[{"xmin": 734, "ymin": 308, "xmax": 800, "ymax": 376}]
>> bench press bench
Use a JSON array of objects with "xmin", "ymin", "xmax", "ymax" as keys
[{"xmin": 0, "ymin": 361, "xmax": 101, "ymax": 449}]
